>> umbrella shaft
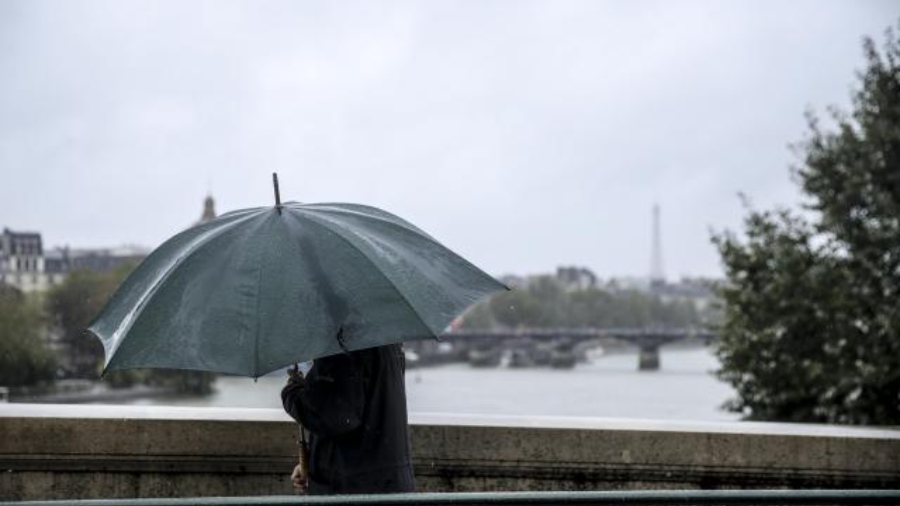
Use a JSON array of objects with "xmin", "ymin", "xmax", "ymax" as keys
[{"xmin": 272, "ymin": 173, "xmax": 282, "ymax": 211}]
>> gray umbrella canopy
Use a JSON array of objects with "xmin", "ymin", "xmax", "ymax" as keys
[{"xmin": 89, "ymin": 201, "xmax": 506, "ymax": 377}]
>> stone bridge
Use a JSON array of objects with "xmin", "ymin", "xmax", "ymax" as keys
[
  {"xmin": 1, "ymin": 404, "xmax": 897, "ymax": 501},
  {"xmin": 419, "ymin": 328, "xmax": 717, "ymax": 370}
]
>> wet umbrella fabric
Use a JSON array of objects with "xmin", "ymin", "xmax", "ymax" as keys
[{"xmin": 89, "ymin": 202, "xmax": 506, "ymax": 377}]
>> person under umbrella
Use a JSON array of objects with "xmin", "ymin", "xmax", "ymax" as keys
[
  {"xmin": 282, "ymin": 340, "xmax": 414, "ymax": 495},
  {"xmin": 89, "ymin": 174, "xmax": 506, "ymax": 494}
]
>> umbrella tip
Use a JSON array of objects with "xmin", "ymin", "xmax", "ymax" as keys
[{"xmin": 272, "ymin": 172, "xmax": 282, "ymax": 214}]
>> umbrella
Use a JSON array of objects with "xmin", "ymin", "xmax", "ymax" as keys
[{"xmin": 89, "ymin": 174, "xmax": 506, "ymax": 378}]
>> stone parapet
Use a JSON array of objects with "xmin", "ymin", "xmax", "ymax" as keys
[{"xmin": 1, "ymin": 404, "xmax": 898, "ymax": 501}]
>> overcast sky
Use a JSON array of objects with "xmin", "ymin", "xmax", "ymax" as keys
[{"xmin": 0, "ymin": 1, "xmax": 896, "ymax": 280}]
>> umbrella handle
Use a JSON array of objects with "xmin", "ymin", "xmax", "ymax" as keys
[
  {"xmin": 293, "ymin": 362, "xmax": 309, "ymax": 494},
  {"xmin": 294, "ymin": 425, "xmax": 310, "ymax": 494}
]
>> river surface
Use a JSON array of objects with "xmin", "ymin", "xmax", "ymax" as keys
[{"xmin": 130, "ymin": 347, "xmax": 740, "ymax": 422}]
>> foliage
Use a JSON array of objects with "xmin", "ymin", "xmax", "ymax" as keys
[
  {"xmin": 0, "ymin": 286, "xmax": 56, "ymax": 387},
  {"xmin": 46, "ymin": 263, "xmax": 135, "ymax": 378},
  {"xmin": 462, "ymin": 275, "xmax": 703, "ymax": 330},
  {"xmin": 712, "ymin": 27, "xmax": 900, "ymax": 424}
]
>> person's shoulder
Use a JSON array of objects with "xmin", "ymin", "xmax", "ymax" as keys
[
  {"xmin": 348, "ymin": 344, "xmax": 397, "ymax": 359},
  {"xmin": 374, "ymin": 343, "xmax": 405, "ymax": 360}
]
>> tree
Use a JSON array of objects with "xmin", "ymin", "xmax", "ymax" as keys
[
  {"xmin": 458, "ymin": 300, "xmax": 496, "ymax": 329},
  {"xmin": 488, "ymin": 289, "xmax": 545, "ymax": 328},
  {"xmin": 47, "ymin": 265, "xmax": 134, "ymax": 378},
  {"xmin": 567, "ymin": 289, "xmax": 614, "ymax": 327},
  {"xmin": 712, "ymin": 27, "xmax": 900, "ymax": 424},
  {"xmin": 462, "ymin": 275, "xmax": 706, "ymax": 330},
  {"xmin": 0, "ymin": 286, "xmax": 55, "ymax": 387}
]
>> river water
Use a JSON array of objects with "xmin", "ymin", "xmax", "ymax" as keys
[{"xmin": 130, "ymin": 346, "xmax": 740, "ymax": 422}]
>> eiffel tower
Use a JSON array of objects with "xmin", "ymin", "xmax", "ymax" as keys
[{"xmin": 650, "ymin": 204, "xmax": 665, "ymax": 291}]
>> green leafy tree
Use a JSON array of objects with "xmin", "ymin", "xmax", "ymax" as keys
[
  {"xmin": 713, "ymin": 28, "xmax": 900, "ymax": 424},
  {"xmin": 0, "ymin": 286, "xmax": 55, "ymax": 387},
  {"xmin": 488, "ymin": 289, "xmax": 545, "ymax": 328},
  {"xmin": 567, "ymin": 289, "xmax": 614, "ymax": 327},
  {"xmin": 47, "ymin": 265, "xmax": 133, "ymax": 378},
  {"xmin": 526, "ymin": 276, "xmax": 569, "ymax": 326},
  {"xmin": 463, "ymin": 276, "xmax": 705, "ymax": 330}
]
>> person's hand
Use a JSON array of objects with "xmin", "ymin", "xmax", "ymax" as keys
[
  {"xmin": 291, "ymin": 462, "xmax": 308, "ymax": 493},
  {"xmin": 287, "ymin": 363, "xmax": 304, "ymax": 386}
]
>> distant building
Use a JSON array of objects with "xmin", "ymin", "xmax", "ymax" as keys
[
  {"xmin": 0, "ymin": 235, "xmax": 151, "ymax": 295},
  {"xmin": 54, "ymin": 246, "xmax": 150, "ymax": 274},
  {"xmin": 43, "ymin": 248, "xmax": 69, "ymax": 286},
  {"xmin": 1, "ymin": 196, "xmax": 216, "ymax": 296},
  {"xmin": 0, "ymin": 229, "xmax": 153, "ymax": 293},
  {"xmin": 0, "ymin": 228, "xmax": 50, "ymax": 293},
  {"xmin": 653, "ymin": 277, "xmax": 717, "ymax": 311},
  {"xmin": 603, "ymin": 276, "xmax": 651, "ymax": 293},
  {"xmin": 605, "ymin": 275, "xmax": 717, "ymax": 312},
  {"xmin": 555, "ymin": 266, "xmax": 598, "ymax": 291}
]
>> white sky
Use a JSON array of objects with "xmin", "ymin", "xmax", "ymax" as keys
[{"xmin": 0, "ymin": 1, "xmax": 896, "ymax": 279}]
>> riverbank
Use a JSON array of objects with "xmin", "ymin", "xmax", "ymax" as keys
[
  {"xmin": 9, "ymin": 380, "xmax": 177, "ymax": 404},
  {"xmin": 4, "ymin": 348, "xmax": 737, "ymax": 421},
  {"xmin": 113, "ymin": 347, "xmax": 740, "ymax": 421}
]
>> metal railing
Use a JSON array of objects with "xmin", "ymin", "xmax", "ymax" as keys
[{"xmin": 4, "ymin": 490, "xmax": 900, "ymax": 506}]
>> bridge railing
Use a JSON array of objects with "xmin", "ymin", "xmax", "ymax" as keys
[
  {"xmin": 2, "ymin": 405, "xmax": 899, "ymax": 501},
  {"xmin": 4, "ymin": 490, "xmax": 900, "ymax": 506},
  {"xmin": 427, "ymin": 327, "xmax": 718, "ymax": 370},
  {"xmin": 441, "ymin": 327, "xmax": 717, "ymax": 340}
]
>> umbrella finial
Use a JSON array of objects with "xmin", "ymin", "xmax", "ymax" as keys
[{"xmin": 272, "ymin": 172, "xmax": 282, "ymax": 214}]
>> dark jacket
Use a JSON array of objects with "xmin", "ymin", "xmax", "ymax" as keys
[{"xmin": 281, "ymin": 344, "xmax": 415, "ymax": 495}]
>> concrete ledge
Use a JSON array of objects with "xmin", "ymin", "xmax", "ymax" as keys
[
  {"xmin": 1, "ymin": 404, "xmax": 898, "ymax": 501},
  {"xmin": 5, "ymin": 490, "xmax": 900, "ymax": 506}
]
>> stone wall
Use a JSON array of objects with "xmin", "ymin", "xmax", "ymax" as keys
[{"xmin": 1, "ymin": 404, "xmax": 898, "ymax": 501}]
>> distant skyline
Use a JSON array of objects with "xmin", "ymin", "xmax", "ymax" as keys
[{"xmin": 1, "ymin": 1, "xmax": 897, "ymax": 279}]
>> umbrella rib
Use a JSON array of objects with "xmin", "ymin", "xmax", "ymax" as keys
[
  {"xmin": 295, "ymin": 211, "xmax": 440, "ymax": 339},
  {"xmin": 99, "ymin": 213, "xmax": 260, "ymax": 370},
  {"xmin": 251, "ymin": 214, "xmax": 276, "ymax": 378},
  {"xmin": 252, "ymin": 236, "xmax": 263, "ymax": 379},
  {"xmin": 300, "ymin": 205, "xmax": 505, "ymax": 291},
  {"xmin": 294, "ymin": 203, "xmax": 433, "ymax": 239}
]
